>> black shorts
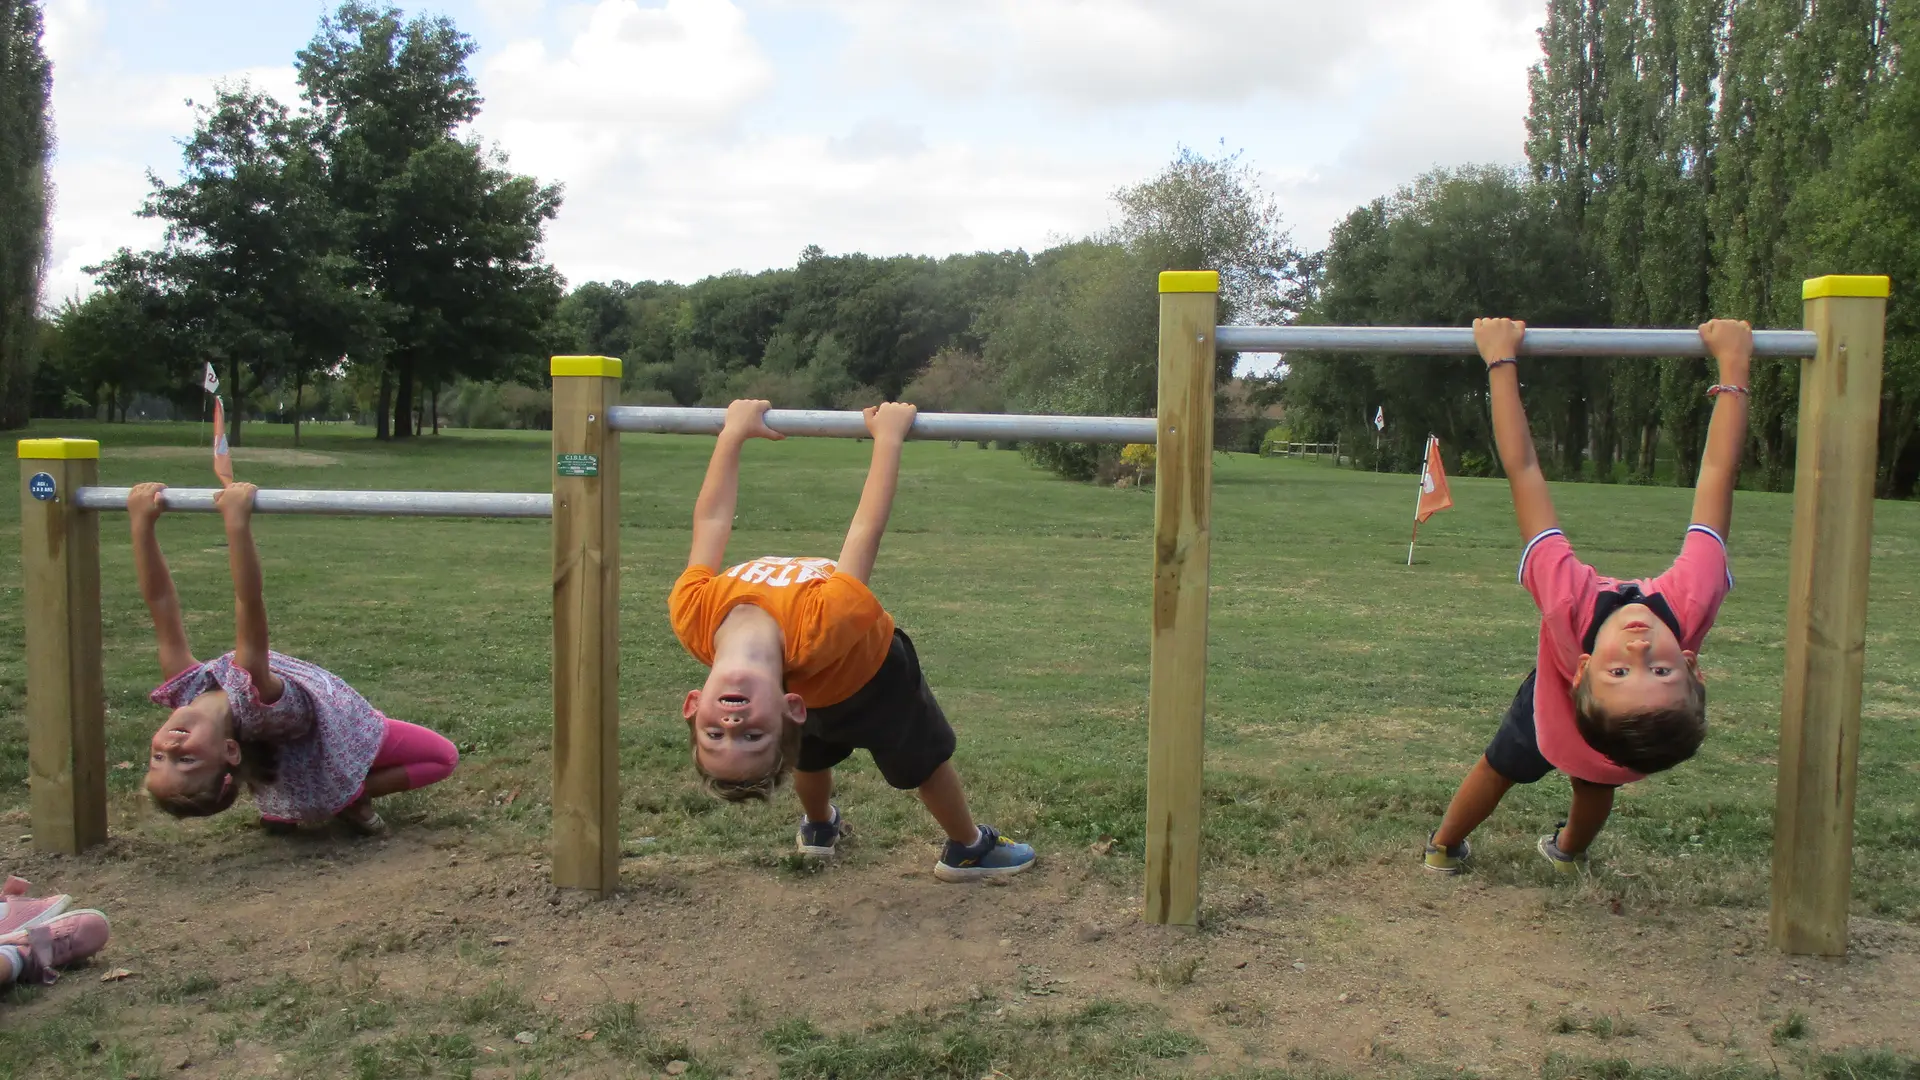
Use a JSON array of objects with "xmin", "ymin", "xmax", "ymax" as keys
[
  {"xmin": 796, "ymin": 629, "xmax": 956, "ymax": 790},
  {"xmin": 1484, "ymin": 670, "xmax": 1554, "ymax": 784}
]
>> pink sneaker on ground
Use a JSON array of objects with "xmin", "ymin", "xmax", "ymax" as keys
[
  {"xmin": 0, "ymin": 876, "xmax": 71, "ymax": 936},
  {"xmin": 0, "ymin": 909, "xmax": 111, "ymax": 985}
]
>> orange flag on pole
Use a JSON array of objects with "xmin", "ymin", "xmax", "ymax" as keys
[
  {"xmin": 1408, "ymin": 435, "xmax": 1451, "ymax": 565},
  {"xmin": 212, "ymin": 396, "xmax": 234, "ymax": 488},
  {"xmin": 1416, "ymin": 435, "xmax": 1452, "ymax": 522}
]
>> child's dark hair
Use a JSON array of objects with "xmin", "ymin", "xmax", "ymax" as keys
[
  {"xmin": 148, "ymin": 741, "xmax": 279, "ymax": 818},
  {"xmin": 1571, "ymin": 671, "xmax": 1707, "ymax": 774},
  {"xmin": 689, "ymin": 721, "xmax": 803, "ymax": 803}
]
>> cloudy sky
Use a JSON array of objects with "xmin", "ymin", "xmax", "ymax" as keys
[{"xmin": 41, "ymin": 0, "xmax": 1545, "ymax": 306}]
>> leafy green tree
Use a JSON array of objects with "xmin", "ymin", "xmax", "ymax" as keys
[
  {"xmin": 296, "ymin": 1, "xmax": 561, "ymax": 438},
  {"xmin": 981, "ymin": 146, "xmax": 1304, "ymax": 478},
  {"xmin": 1284, "ymin": 167, "xmax": 1605, "ymax": 475},
  {"xmin": 0, "ymin": 0, "xmax": 51, "ymax": 430},
  {"xmin": 140, "ymin": 85, "xmax": 363, "ymax": 446}
]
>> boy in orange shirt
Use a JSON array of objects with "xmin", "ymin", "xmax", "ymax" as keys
[{"xmin": 668, "ymin": 399, "xmax": 1036, "ymax": 881}]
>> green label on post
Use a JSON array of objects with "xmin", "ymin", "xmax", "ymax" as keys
[{"xmin": 557, "ymin": 453, "xmax": 598, "ymax": 477}]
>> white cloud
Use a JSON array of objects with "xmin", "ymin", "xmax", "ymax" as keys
[
  {"xmin": 531, "ymin": 129, "xmax": 1127, "ymax": 286},
  {"xmin": 804, "ymin": 0, "xmax": 1438, "ymax": 107},
  {"xmin": 826, "ymin": 118, "xmax": 927, "ymax": 161},
  {"xmin": 39, "ymin": 0, "xmax": 1548, "ymax": 308},
  {"xmin": 1266, "ymin": 1, "xmax": 1541, "ymax": 244},
  {"xmin": 480, "ymin": 0, "xmax": 772, "ymax": 129}
]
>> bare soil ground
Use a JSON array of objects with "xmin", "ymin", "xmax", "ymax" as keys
[{"xmin": 5, "ymin": 821, "xmax": 1914, "ymax": 1078}]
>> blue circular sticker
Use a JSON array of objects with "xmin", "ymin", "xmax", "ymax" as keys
[{"xmin": 28, "ymin": 472, "xmax": 56, "ymax": 501}]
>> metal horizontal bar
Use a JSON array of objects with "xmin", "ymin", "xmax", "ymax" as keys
[
  {"xmin": 76, "ymin": 487, "xmax": 552, "ymax": 518},
  {"xmin": 608, "ymin": 407, "xmax": 1157, "ymax": 444},
  {"xmin": 1215, "ymin": 325, "xmax": 1820, "ymax": 358}
]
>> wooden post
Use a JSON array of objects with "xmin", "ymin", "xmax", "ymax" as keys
[
  {"xmin": 1770, "ymin": 275, "xmax": 1889, "ymax": 956},
  {"xmin": 1145, "ymin": 271, "xmax": 1217, "ymax": 925},
  {"xmin": 17, "ymin": 439, "xmax": 107, "ymax": 854},
  {"xmin": 551, "ymin": 357, "xmax": 623, "ymax": 896}
]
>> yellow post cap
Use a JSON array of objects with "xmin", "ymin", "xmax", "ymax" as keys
[
  {"xmin": 1159, "ymin": 271, "xmax": 1221, "ymax": 294},
  {"xmin": 1803, "ymin": 275, "xmax": 1890, "ymax": 300},
  {"xmin": 550, "ymin": 355, "xmax": 624, "ymax": 378},
  {"xmin": 16, "ymin": 438, "xmax": 100, "ymax": 460}
]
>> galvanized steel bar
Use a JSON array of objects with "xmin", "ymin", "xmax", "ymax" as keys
[
  {"xmin": 75, "ymin": 487, "xmax": 552, "ymax": 518},
  {"xmin": 1214, "ymin": 325, "xmax": 1820, "ymax": 358},
  {"xmin": 608, "ymin": 406, "xmax": 1156, "ymax": 444}
]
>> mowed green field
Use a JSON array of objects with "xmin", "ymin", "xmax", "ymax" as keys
[{"xmin": 3, "ymin": 419, "xmax": 1916, "ymax": 920}]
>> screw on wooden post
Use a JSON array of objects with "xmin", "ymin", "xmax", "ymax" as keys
[
  {"xmin": 17, "ymin": 438, "xmax": 107, "ymax": 854},
  {"xmin": 1145, "ymin": 271, "xmax": 1218, "ymax": 926},
  {"xmin": 1770, "ymin": 275, "xmax": 1889, "ymax": 955},
  {"xmin": 550, "ymin": 357, "xmax": 623, "ymax": 896}
]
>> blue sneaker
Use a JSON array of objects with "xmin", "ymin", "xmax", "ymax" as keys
[
  {"xmin": 796, "ymin": 806, "xmax": 844, "ymax": 857},
  {"xmin": 934, "ymin": 825, "xmax": 1036, "ymax": 882}
]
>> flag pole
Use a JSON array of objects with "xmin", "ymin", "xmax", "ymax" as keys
[{"xmin": 1407, "ymin": 434, "xmax": 1432, "ymax": 566}]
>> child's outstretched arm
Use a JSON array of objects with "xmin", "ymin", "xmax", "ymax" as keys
[
  {"xmin": 836, "ymin": 402, "xmax": 917, "ymax": 584},
  {"xmin": 688, "ymin": 398, "xmax": 785, "ymax": 571},
  {"xmin": 1476, "ymin": 317, "xmax": 1559, "ymax": 540},
  {"xmin": 1692, "ymin": 320, "xmax": 1753, "ymax": 539},
  {"xmin": 216, "ymin": 482, "xmax": 285, "ymax": 704},
  {"xmin": 128, "ymin": 483, "xmax": 196, "ymax": 680}
]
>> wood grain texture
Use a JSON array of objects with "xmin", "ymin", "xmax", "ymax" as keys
[
  {"xmin": 1770, "ymin": 291, "xmax": 1886, "ymax": 955},
  {"xmin": 1145, "ymin": 287, "xmax": 1217, "ymax": 926},
  {"xmin": 20, "ymin": 456, "xmax": 106, "ymax": 854},
  {"xmin": 551, "ymin": 375, "xmax": 622, "ymax": 895}
]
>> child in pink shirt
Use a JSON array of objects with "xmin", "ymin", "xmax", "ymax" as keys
[
  {"xmin": 1424, "ymin": 318, "xmax": 1753, "ymax": 873},
  {"xmin": 133, "ymin": 482, "xmax": 458, "ymax": 834}
]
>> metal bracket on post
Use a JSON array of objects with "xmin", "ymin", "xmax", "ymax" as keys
[{"xmin": 550, "ymin": 356, "xmax": 623, "ymax": 897}]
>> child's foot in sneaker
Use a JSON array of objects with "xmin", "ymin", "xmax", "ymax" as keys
[
  {"xmin": 336, "ymin": 799, "xmax": 387, "ymax": 837},
  {"xmin": 797, "ymin": 806, "xmax": 845, "ymax": 857},
  {"xmin": 0, "ymin": 877, "xmax": 70, "ymax": 936},
  {"xmin": 0, "ymin": 908, "xmax": 111, "ymax": 986},
  {"xmin": 934, "ymin": 825, "xmax": 1035, "ymax": 882},
  {"xmin": 1423, "ymin": 832, "xmax": 1470, "ymax": 873},
  {"xmin": 1538, "ymin": 822, "xmax": 1588, "ymax": 875}
]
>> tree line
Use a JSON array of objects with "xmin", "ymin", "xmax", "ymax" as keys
[
  {"xmin": 1286, "ymin": 0, "xmax": 1920, "ymax": 497},
  {"xmin": 10, "ymin": 0, "xmax": 1916, "ymax": 496},
  {"xmin": 26, "ymin": 2, "xmax": 560, "ymax": 446},
  {"xmin": 1, "ymin": 0, "xmax": 51, "ymax": 429}
]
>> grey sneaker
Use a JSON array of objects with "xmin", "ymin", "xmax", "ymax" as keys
[{"xmin": 1538, "ymin": 822, "xmax": 1587, "ymax": 875}]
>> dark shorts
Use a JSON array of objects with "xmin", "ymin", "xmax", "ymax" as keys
[
  {"xmin": 1484, "ymin": 670, "xmax": 1554, "ymax": 784},
  {"xmin": 1483, "ymin": 670, "xmax": 1621, "ymax": 788},
  {"xmin": 796, "ymin": 629, "xmax": 956, "ymax": 790}
]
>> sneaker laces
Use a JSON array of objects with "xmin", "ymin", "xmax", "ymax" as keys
[{"xmin": 16, "ymin": 923, "xmax": 57, "ymax": 985}]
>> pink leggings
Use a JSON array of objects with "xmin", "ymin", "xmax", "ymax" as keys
[
  {"xmin": 356, "ymin": 717, "xmax": 459, "ymax": 798},
  {"xmin": 262, "ymin": 718, "xmax": 458, "ymax": 823}
]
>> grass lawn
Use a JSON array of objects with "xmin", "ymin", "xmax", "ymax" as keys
[{"xmin": 1, "ymin": 418, "xmax": 1916, "ymax": 1078}]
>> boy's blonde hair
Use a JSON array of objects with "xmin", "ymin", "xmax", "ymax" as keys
[
  {"xmin": 688, "ymin": 720, "xmax": 803, "ymax": 803},
  {"xmin": 1571, "ymin": 670, "xmax": 1707, "ymax": 774}
]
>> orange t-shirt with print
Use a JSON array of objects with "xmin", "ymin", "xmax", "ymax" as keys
[{"xmin": 669, "ymin": 556, "xmax": 895, "ymax": 708}]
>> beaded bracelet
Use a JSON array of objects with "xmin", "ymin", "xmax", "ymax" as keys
[
  {"xmin": 1707, "ymin": 384, "xmax": 1750, "ymax": 397},
  {"xmin": 1486, "ymin": 358, "xmax": 1517, "ymax": 371}
]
